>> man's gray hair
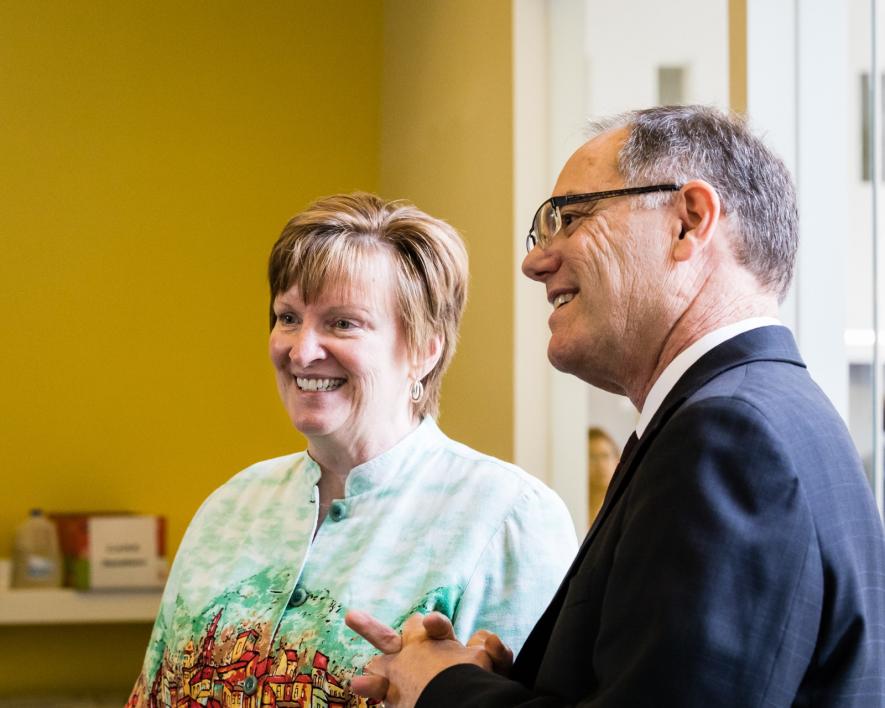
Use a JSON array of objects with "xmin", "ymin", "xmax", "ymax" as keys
[{"xmin": 588, "ymin": 105, "xmax": 798, "ymax": 300}]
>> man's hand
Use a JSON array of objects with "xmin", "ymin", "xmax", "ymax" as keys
[
  {"xmin": 345, "ymin": 610, "xmax": 501, "ymax": 708},
  {"xmin": 415, "ymin": 613, "xmax": 513, "ymax": 676},
  {"xmin": 465, "ymin": 627, "xmax": 513, "ymax": 677}
]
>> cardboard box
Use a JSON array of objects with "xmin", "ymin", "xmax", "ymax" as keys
[{"xmin": 50, "ymin": 513, "xmax": 167, "ymax": 590}]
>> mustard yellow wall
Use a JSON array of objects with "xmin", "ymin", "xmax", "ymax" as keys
[
  {"xmin": 0, "ymin": 1, "xmax": 382, "ymax": 696},
  {"xmin": 380, "ymin": 0, "xmax": 514, "ymax": 460},
  {"xmin": 729, "ymin": 0, "xmax": 747, "ymax": 113}
]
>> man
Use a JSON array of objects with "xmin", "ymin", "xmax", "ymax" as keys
[{"xmin": 346, "ymin": 106, "xmax": 885, "ymax": 706}]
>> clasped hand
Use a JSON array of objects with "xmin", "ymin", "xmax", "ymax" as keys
[{"xmin": 344, "ymin": 610, "xmax": 513, "ymax": 708}]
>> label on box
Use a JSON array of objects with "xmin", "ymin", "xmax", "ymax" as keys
[{"xmin": 88, "ymin": 516, "xmax": 162, "ymax": 588}]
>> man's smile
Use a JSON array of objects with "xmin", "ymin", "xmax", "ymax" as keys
[
  {"xmin": 553, "ymin": 293, "xmax": 575, "ymax": 308},
  {"xmin": 547, "ymin": 288, "xmax": 578, "ymax": 309}
]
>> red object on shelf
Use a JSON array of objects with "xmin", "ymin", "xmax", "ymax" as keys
[{"xmin": 49, "ymin": 512, "xmax": 167, "ymax": 589}]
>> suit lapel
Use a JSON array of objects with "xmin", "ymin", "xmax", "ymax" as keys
[
  {"xmin": 588, "ymin": 326, "xmax": 804, "ymax": 548},
  {"xmin": 513, "ymin": 326, "xmax": 805, "ymax": 684}
]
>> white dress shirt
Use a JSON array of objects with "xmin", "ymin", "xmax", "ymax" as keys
[{"xmin": 635, "ymin": 317, "xmax": 782, "ymax": 438}]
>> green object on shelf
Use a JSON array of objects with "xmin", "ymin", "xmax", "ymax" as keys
[{"xmin": 65, "ymin": 557, "xmax": 91, "ymax": 590}]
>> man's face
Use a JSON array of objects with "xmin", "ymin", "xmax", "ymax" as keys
[{"xmin": 522, "ymin": 128, "xmax": 675, "ymax": 393}]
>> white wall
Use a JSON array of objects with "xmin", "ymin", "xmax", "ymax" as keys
[
  {"xmin": 584, "ymin": 0, "xmax": 729, "ymax": 116},
  {"xmin": 746, "ymin": 0, "xmax": 851, "ymax": 421}
]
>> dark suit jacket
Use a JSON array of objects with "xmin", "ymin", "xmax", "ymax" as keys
[{"xmin": 419, "ymin": 327, "xmax": 885, "ymax": 707}]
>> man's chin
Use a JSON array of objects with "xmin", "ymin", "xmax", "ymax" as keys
[
  {"xmin": 547, "ymin": 344, "xmax": 578, "ymax": 376},
  {"xmin": 548, "ymin": 343, "xmax": 625, "ymax": 394}
]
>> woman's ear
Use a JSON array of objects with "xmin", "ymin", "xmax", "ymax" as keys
[
  {"xmin": 673, "ymin": 179, "xmax": 721, "ymax": 263},
  {"xmin": 414, "ymin": 335, "xmax": 443, "ymax": 381}
]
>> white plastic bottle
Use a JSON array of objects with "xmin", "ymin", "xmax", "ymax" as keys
[{"xmin": 12, "ymin": 509, "xmax": 62, "ymax": 589}]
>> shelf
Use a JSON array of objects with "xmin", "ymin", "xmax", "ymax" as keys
[{"xmin": 0, "ymin": 588, "xmax": 161, "ymax": 625}]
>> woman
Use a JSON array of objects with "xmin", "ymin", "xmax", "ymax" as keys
[
  {"xmin": 128, "ymin": 193, "xmax": 576, "ymax": 708},
  {"xmin": 587, "ymin": 427, "xmax": 620, "ymax": 524}
]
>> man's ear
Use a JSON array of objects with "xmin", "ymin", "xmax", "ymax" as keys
[
  {"xmin": 673, "ymin": 179, "xmax": 721, "ymax": 263},
  {"xmin": 414, "ymin": 334, "xmax": 443, "ymax": 381}
]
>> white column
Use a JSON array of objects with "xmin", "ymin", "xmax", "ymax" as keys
[
  {"xmin": 513, "ymin": 0, "xmax": 589, "ymax": 534},
  {"xmin": 513, "ymin": 0, "xmax": 552, "ymax": 483},
  {"xmin": 746, "ymin": 0, "xmax": 850, "ymax": 421}
]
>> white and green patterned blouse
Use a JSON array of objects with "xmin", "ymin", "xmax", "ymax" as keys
[{"xmin": 128, "ymin": 418, "xmax": 577, "ymax": 707}]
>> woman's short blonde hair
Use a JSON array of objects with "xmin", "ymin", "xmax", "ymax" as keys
[{"xmin": 267, "ymin": 192, "xmax": 468, "ymax": 419}]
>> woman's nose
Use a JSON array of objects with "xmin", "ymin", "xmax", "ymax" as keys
[
  {"xmin": 291, "ymin": 328, "xmax": 326, "ymax": 368},
  {"xmin": 273, "ymin": 327, "xmax": 326, "ymax": 369},
  {"xmin": 522, "ymin": 244, "xmax": 561, "ymax": 282}
]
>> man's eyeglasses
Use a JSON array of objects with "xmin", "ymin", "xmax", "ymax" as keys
[{"xmin": 525, "ymin": 184, "xmax": 682, "ymax": 252}]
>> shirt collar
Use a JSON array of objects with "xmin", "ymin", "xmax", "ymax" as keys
[
  {"xmin": 635, "ymin": 317, "xmax": 781, "ymax": 439},
  {"xmin": 343, "ymin": 416, "xmax": 444, "ymax": 496}
]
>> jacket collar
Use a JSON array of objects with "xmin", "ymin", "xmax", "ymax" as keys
[
  {"xmin": 586, "ymin": 325, "xmax": 804, "ymax": 549},
  {"xmin": 641, "ymin": 324, "xmax": 804, "ymax": 444}
]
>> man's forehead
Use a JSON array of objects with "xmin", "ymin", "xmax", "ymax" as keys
[{"xmin": 554, "ymin": 128, "xmax": 626, "ymax": 194}]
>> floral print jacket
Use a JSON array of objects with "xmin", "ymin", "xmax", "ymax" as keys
[{"xmin": 127, "ymin": 418, "xmax": 577, "ymax": 707}]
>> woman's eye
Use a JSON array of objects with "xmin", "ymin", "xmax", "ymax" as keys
[
  {"xmin": 334, "ymin": 319, "xmax": 355, "ymax": 330},
  {"xmin": 277, "ymin": 313, "xmax": 298, "ymax": 326}
]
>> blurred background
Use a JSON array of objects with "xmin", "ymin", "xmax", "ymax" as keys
[{"xmin": 1, "ymin": 0, "xmax": 883, "ymax": 702}]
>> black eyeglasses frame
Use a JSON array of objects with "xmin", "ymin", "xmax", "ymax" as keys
[{"xmin": 526, "ymin": 183, "xmax": 682, "ymax": 252}]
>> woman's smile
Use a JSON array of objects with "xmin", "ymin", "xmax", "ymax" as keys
[{"xmin": 294, "ymin": 376, "xmax": 347, "ymax": 392}]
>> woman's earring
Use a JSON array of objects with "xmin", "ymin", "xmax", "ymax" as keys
[{"xmin": 410, "ymin": 380, "xmax": 424, "ymax": 403}]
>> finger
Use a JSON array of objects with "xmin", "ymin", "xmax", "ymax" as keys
[
  {"xmin": 464, "ymin": 644, "xmax": 494, "ymax": 672},
  {"xmin": 465, "ymin": 629, "xmax": 493, "ymax": 648},
  {"xmin": 345, "ymin": 609, "xmax": 402, "ymax": 654},
  {"xmin": 401, "ymin": 612, "xmax": 431, "ymax": 642},
  {"xmin": 485, "ymin": 634, "xmax": 514, "ymax": 675},
  {"xmin": 422, "ymin": 611, "xmax": 456, "ymax": 640},
  {"xmin": 466, "ymin": 630, "xmax": 513, "ymax": 676},
  {"xmin": 350, "ymin": 674, "xmax": 389, "ymax": 699}
]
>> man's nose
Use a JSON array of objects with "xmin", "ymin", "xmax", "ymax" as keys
[{"xmin": 521, "ymin": 244, "xmax": 561, "ymax": 282}]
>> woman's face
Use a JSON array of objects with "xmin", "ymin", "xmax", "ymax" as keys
[
  {"xmin": 269, "ymin": 250, "xmax": 416, "ymax": 452},
  {"xmin": 588, "ymin": 437, "xmax": 618, "ymax": 488}
]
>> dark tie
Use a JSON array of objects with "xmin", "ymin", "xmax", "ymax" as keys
[{"xmin": 610, "ymin": 431, "xmax": 639, "ymax": 488}]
